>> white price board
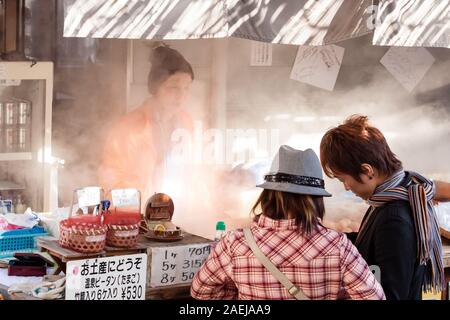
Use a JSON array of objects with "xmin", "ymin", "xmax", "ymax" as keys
[
  {"xmin": 77, "ymin": 187, "xmax": 101, "ymax": 207},
  {"xmin": 111, "ymin": 189, "xmax": 140, "ymax": 208},
  {"xmin": 150, "ymin": 243, "xmax": 212, "ymax": 287},
  {"xmin": 290, "ymin": 45, "xmax": 345, "ymax": 91},
  {"xmin": 66, "ymin": 254, "xmax": 147, "ymax": 300}
]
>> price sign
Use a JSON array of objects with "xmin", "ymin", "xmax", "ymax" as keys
[
  {"xmin": 77, "ymin": 187, "xmax": 101, "ymax": 207},
  {"xmin": 111, "ymin": 189, "xmax": 140, "ymax": 208},
  {"xmin": 150, "ymin": 243, "xmax": 211, "ymax": 287},
  {"xmin": 66, "ymin": 254, "xmax": 147, "ymax": 300}
]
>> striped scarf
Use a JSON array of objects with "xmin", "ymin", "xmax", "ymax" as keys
[{"xmin": 356, "ymin": 171, "xmax": 444, "ymax": 292}]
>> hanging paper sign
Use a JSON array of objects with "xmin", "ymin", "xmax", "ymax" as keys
[
  {"xmin": 380, "ymin": 47, "xmax": 435, "ymax": 92},
  {"xmin": 0, "ymin": 64, "xmax": 6, "ymax": 78},
  {"xmin": 251, "ymin": 41, "xmax": 273, "ymax": 66},
  {"xmin": 66, "ymin": 254, "xmax": 147, "ymax": 300},
  {"xmin": 111, "ymin": 189, "xmax": 140, "ymax": 208},
  {"xmin": 77, "ymin": 187, "xmax": 101, "ymax": 207},
  {"xmin": 150, "ymin": 243, "xmax": 211, "ymax": 287},
  {"xmin": 0, "ymin": 79, "xmax": 21, "ymax": 86},
  {"xmin": 290, "ymin": 45, "xmax": 345, "ymax": 91}
]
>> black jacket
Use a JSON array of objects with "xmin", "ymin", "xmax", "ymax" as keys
[{"xmin": 348, "ymin": 197, "xmax": 426, "ymax": 300}]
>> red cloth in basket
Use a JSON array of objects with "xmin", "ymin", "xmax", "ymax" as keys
[
  {"xmin": 67, "ymin": 214, "xmax": 102, "ymax": 225},
  {"xmin": 103, "ymin": 210, "xmax": 141, "ymax": 225}
]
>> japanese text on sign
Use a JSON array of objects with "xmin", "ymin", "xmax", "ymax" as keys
[
  {"xmin": 111, "ymin": 189, "xmax": 140, "ymax": 208},
  {"xmin": 150, "ymin": 244, "xmax": 211, "ymax": 287},
  {"xmin": 66, "ymin": 254, "xmax": 147, "ymax": 300}
]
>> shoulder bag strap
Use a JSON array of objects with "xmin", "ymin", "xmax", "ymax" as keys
[{"xmin": 243, "ymin": 228, "xmax": 309, "ymax": 300}]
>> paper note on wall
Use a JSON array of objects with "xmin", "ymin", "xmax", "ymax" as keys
[
  {"xmin": 380, "ymin": 47, "xmax": 435, "ymax": 92},
  {"xmin": 0, "ymin": 64, "xmax": 6, "ymax": 78},
  {"xmin": 251, "ymin": 41, "xmax": 273, "ymax": 66},
  {"xmin": 0, "ymin": 79, "xmax": 21, "ymax": 86},
  {"xmin": 290, "ymin": 45, "xmax": 345, "ymax": 91},
  {"xmin": 150, "ymin": 243, "xmax": 212, "ymax": 287},
  {"xmin": 66, "ymin": 254, "xmax": 147, "ymax": 300}
]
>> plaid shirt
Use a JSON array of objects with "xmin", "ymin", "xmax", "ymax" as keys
[{"xmin": 191, "ymin": 215, "xmax": 385, "ymax": 300}]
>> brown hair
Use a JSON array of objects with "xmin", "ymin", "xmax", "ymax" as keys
[
  {"xmin": 320, "ymin": 115, "xmax": 402, "ymax": 182},
  {"xmin": 148, "ymin": 44, "xmax": 194, "ymax": 94},
  {"xmin": 251, "ymin": 189, "xmax": 325, "ymax": 235}
]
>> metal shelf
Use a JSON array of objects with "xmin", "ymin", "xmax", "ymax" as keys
[{"xmin": 0, "ymin": 152, "xmax": 33, "ymax": 161}]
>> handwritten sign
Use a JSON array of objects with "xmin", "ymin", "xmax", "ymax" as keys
[
  {"xmin": 0, "ymin": 63, "xmax": 6, "ymax": 78},
  {"xmin": 380, "ymin": 47, "xmax": 435, "ymax": 92},
  {"xmin": 150, "ymin": 244, "xmax": 211, "ymax": 287},
  {"xmin": 66, "ymin": 254, "xmax": 147, "ymax": 300},
  {"xmin": 111, "ymin": 188, "xmax": 140, "ymax": 208},
  {"xmin": 250, "ymin": 41, "xmax": 273, "ymax": 66},
  {"xmin": 290, "ymin": 45, "xmax": 345, "ymax": 91},
  {"xmin": 77, "ymin": 187, "xmax": 101, "ymax": 207},
  {"xmin": 0, "ymin": 79, "xmax": 21, "ymax": 86}
]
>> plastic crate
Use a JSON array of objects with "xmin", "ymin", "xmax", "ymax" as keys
[{"xmin": 0, "ymin": 227, "xmax": 48, "ymax": 258}]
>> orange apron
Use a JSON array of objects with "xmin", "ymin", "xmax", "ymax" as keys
[{"xmin": 98, "ymin": 99, "xmax": 193, "ymax": 201}]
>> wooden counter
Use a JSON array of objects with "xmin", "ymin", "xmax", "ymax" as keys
[{"xmin": 36, "ymin": 232, "xmax": 212, "ymax": 300}]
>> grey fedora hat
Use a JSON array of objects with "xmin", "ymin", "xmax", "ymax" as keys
[{"xmin": 257, "ymin": 145, "xmax": 332, "ymax": 197}]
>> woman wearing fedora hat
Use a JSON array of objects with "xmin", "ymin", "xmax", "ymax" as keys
[
  {"xmin": 191, "ymin": 145, "xmax": 385, "ymax": 300},
  {"xmin": 320, "ymin": 115, "xmax": 450, "ymax": 300}
]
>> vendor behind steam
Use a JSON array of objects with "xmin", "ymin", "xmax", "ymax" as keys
[{"xmin": 99, "ymin": 43, "xmax": 194, "ymax": 200}]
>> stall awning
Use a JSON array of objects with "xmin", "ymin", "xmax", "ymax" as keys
[
  {"xmin": 62, "ymin": 0, "xmax": 449, "ymax": 48},
  {"xmin": 62, "ymin": 0, "xmax": 372, "ymax": 45},
  {"xmin": 373, "ymin": 0, "xmax": 450, "ymax": 48}
]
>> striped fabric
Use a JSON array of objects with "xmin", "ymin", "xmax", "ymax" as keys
[
  {"xmin": 356, "ymin": 171, "xmax": 445, "ymax": 292},
  {"xmin": 191, "ymin": 215, "xmax": 385, "ymax": 300}
]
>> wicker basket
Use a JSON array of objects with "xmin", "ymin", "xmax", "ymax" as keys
[
  {"xmin": 58, "ymin": 186, "xmax": 107, "ymax": 253},
  {"xmin": 59, "ymin": 220, "xmax": 107, "ymax": 253},
  {"xmin": 106, "ymin": 223, "xmax": 140, "ymax": 248},
  {"xmin": 104, "ymin": 188, "xmax": 142, "ymax": 248}
]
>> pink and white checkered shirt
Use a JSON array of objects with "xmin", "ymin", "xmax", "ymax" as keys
[{"xmin": 191, "ymin": 215, "xmax": 385, "ymax": 300}]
